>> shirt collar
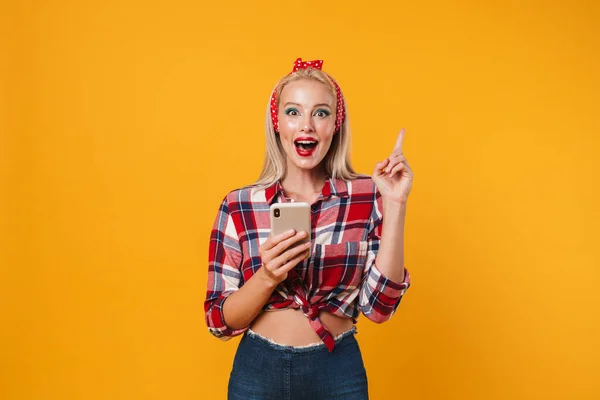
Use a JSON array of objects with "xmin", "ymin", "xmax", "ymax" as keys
[{"xmin": 264, "ymin": 177, "xmax": 349, "ymax": 205}]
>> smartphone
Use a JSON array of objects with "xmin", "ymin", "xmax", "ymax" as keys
[{"xmin": 270, "ymin": 202, "xmax": 311, "ymax": 252}]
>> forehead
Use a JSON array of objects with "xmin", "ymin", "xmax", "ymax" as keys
[{"xmin": 279, "ymin": 79, "xmax": 335, "ymax": 106}]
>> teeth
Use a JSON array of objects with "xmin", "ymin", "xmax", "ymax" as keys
[{"xmin": 296, "ymin": 140, "xmax": 317, "ymax": 144}]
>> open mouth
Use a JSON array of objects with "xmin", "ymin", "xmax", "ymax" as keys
[
  {"xmin": 294, "ymin": 139, "xmax": 318, "ymax": 151},
  {"xmin": 294, "ymin": 139, "xmax": 319, "ymax": 157}
]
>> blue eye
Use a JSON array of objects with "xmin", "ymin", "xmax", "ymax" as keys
[
  {"xmin": 315, "ymin": 109, "xmax": 331, "ymax": 117},
  {"xmin": 285, "ymin": 108, "xmax": 299, "ymax": 116}
]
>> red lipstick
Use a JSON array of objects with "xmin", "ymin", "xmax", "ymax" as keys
[{"xmin": 294, "ymin": 137, "xmax": 319, "ymax": 157}]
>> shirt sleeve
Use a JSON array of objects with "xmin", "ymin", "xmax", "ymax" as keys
[
  {"xmin": 358, "ymin": 190, "xmax": 411, "ymax": 323},
  {"xmin": 204, "ymin": 196, "xmax": 250, "ymax": 340}
]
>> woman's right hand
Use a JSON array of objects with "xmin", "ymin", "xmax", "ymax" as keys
[{"xmin": 258, "ymin": 229, "xmax": 311, "ymax": 287}]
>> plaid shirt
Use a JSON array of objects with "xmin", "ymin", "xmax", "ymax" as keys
[{"xmin": 204, "ymin": 175, "xmax": 411, "ymax": 352}]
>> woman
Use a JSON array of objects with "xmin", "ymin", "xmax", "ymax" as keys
[{"xmin": 205, "ymin": 58, "xmax": 413, "ymax": 399}]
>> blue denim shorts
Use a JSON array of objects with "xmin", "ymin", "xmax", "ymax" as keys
[{"xmin": 228, "ymin": 326, "xmax": 368, "ymax": 400}]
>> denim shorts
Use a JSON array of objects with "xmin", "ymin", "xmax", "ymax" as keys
[{"xmin": 227, "ymin": 326, "xmax": 368, "ymax": 400}]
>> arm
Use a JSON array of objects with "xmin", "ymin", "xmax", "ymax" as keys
[
  {"xmin": 204, "ymin": 197, "xmax": 310, "ymax": 339},
  {"xmin": 361, "ymin": 127, "xmax": 414, "ymax": 323},
  {"xmin": 376, "ymin": 197, "xmax": 407, "ymax": 282},
  {"xmin": 204, "ymin": 197, "xmax": 251, "ymax": 339},
  {"xmin": 358, "ymin": 192, "xmax": 411, "ymax": 323},
  {"xmin": 220, "ymin": 269, "xmax": 278, "ymax": 330}
]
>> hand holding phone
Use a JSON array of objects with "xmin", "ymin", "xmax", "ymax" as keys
[{"xmin": 257, "ymin": 203, "xmax": 312, "ymax": 286}]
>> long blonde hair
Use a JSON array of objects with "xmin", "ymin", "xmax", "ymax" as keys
[{"xmin": 253, "ymin": 68, "xmax": 360, "ymax": 188}]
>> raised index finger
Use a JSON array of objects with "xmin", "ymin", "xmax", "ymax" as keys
[{"xmin": 394, "ymin": 128, "xmax": 406, "ymax": 152}]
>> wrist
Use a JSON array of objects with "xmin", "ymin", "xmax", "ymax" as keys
[
  {"xmin": 383, "ymin": 197, "xmax": 408, "ymax": 214},
  {"xmin": 256, "ymin": 267, "xmax": 279, "ymax": 291}
]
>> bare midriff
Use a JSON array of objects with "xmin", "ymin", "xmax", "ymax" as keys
[{"xmin": 249, "ymin": 308, "xmax": 354, "ymax": 346}]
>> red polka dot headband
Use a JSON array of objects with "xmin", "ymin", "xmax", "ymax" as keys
[{"xmin": 270, "ymin": 58, "xmax": 346, "ymax": 134}]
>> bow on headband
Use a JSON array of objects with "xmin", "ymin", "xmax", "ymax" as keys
[
  {"xmin": 292, "ymin": 58, "xmax": 323, "ymax": 71},
  {"xmin": 270, "ymin": 58, "xmax": 346, "ymax": 134}
]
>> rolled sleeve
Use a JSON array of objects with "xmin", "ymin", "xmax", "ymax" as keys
[
  {"xmin": 359, "ymin": 264, "xmax": 411, "ymax": 323},
  {"xmin": 205, "ymin": 291, "xmax": 251, "ymax": 340}
]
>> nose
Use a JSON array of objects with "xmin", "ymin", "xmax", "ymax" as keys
[{"xmin": 300, "ymin": 113, "xmax": 315, "ymax": 132}]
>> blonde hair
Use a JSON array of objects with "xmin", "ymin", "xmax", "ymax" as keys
[{"xmin": 253, "ymin": 68, "xmax": 360, "ymax": 188}]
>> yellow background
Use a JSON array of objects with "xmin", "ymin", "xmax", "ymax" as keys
[{"xmin": 2, "ymin": 0, "xmax": 599, "ymax": 399}]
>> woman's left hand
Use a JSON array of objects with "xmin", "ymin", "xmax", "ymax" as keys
[{"xmin": 372, "ymin": 128, "xmax": 414, "ymax": 205}]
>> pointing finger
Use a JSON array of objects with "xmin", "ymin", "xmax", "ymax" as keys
[{"xmin": 394, "ymin": 128, "xmax": 406, "ymax": 152}]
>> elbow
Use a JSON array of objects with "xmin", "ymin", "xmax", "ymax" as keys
[
  {"xmin": 367, "ymin": 313, "xmax": 393, "ymax": 324},
  {"xmin": 360, "ymin": 306, "xmax": 395, "ymax": 324},
  {"xmin": 205, "ymin": 310, "xmax": 246, "ymax": 340},
  {"xmin": 204, "ymin": 295, "xmax": 249, "ymax": 340},
  {"xmin": 357, "ymin": 269, "xmax": 409, "ymax": 325},
  {"xmin": 207, "ymin": 326, "xmax": 237, "ymax": 341},
  {"xmin": 358, "ymin": 289, "xmax": 403, "ymax": 324}
]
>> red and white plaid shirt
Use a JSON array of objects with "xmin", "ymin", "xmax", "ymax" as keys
[{"xmin": 204, "ymin": 175, "xmax": 411, "ymax": 352}]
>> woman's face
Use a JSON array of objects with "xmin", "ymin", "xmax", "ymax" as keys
[{"xmin": 277, "ymin": 79, "xmax": 336, "ymax": 174}]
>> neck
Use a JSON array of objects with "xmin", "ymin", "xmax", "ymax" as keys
[{"xmin": 281, "ymin": 163, "xmax": 328, "ymax": 201}]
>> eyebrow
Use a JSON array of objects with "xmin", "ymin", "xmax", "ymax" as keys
[{"xmin": 283, "ymin": 102, "xmax": 332, "ymax": 109}]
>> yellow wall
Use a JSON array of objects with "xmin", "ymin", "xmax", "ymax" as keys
[{"xmin": 2, "ymin": 0, "xmax": 599, "ymax": 399}]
